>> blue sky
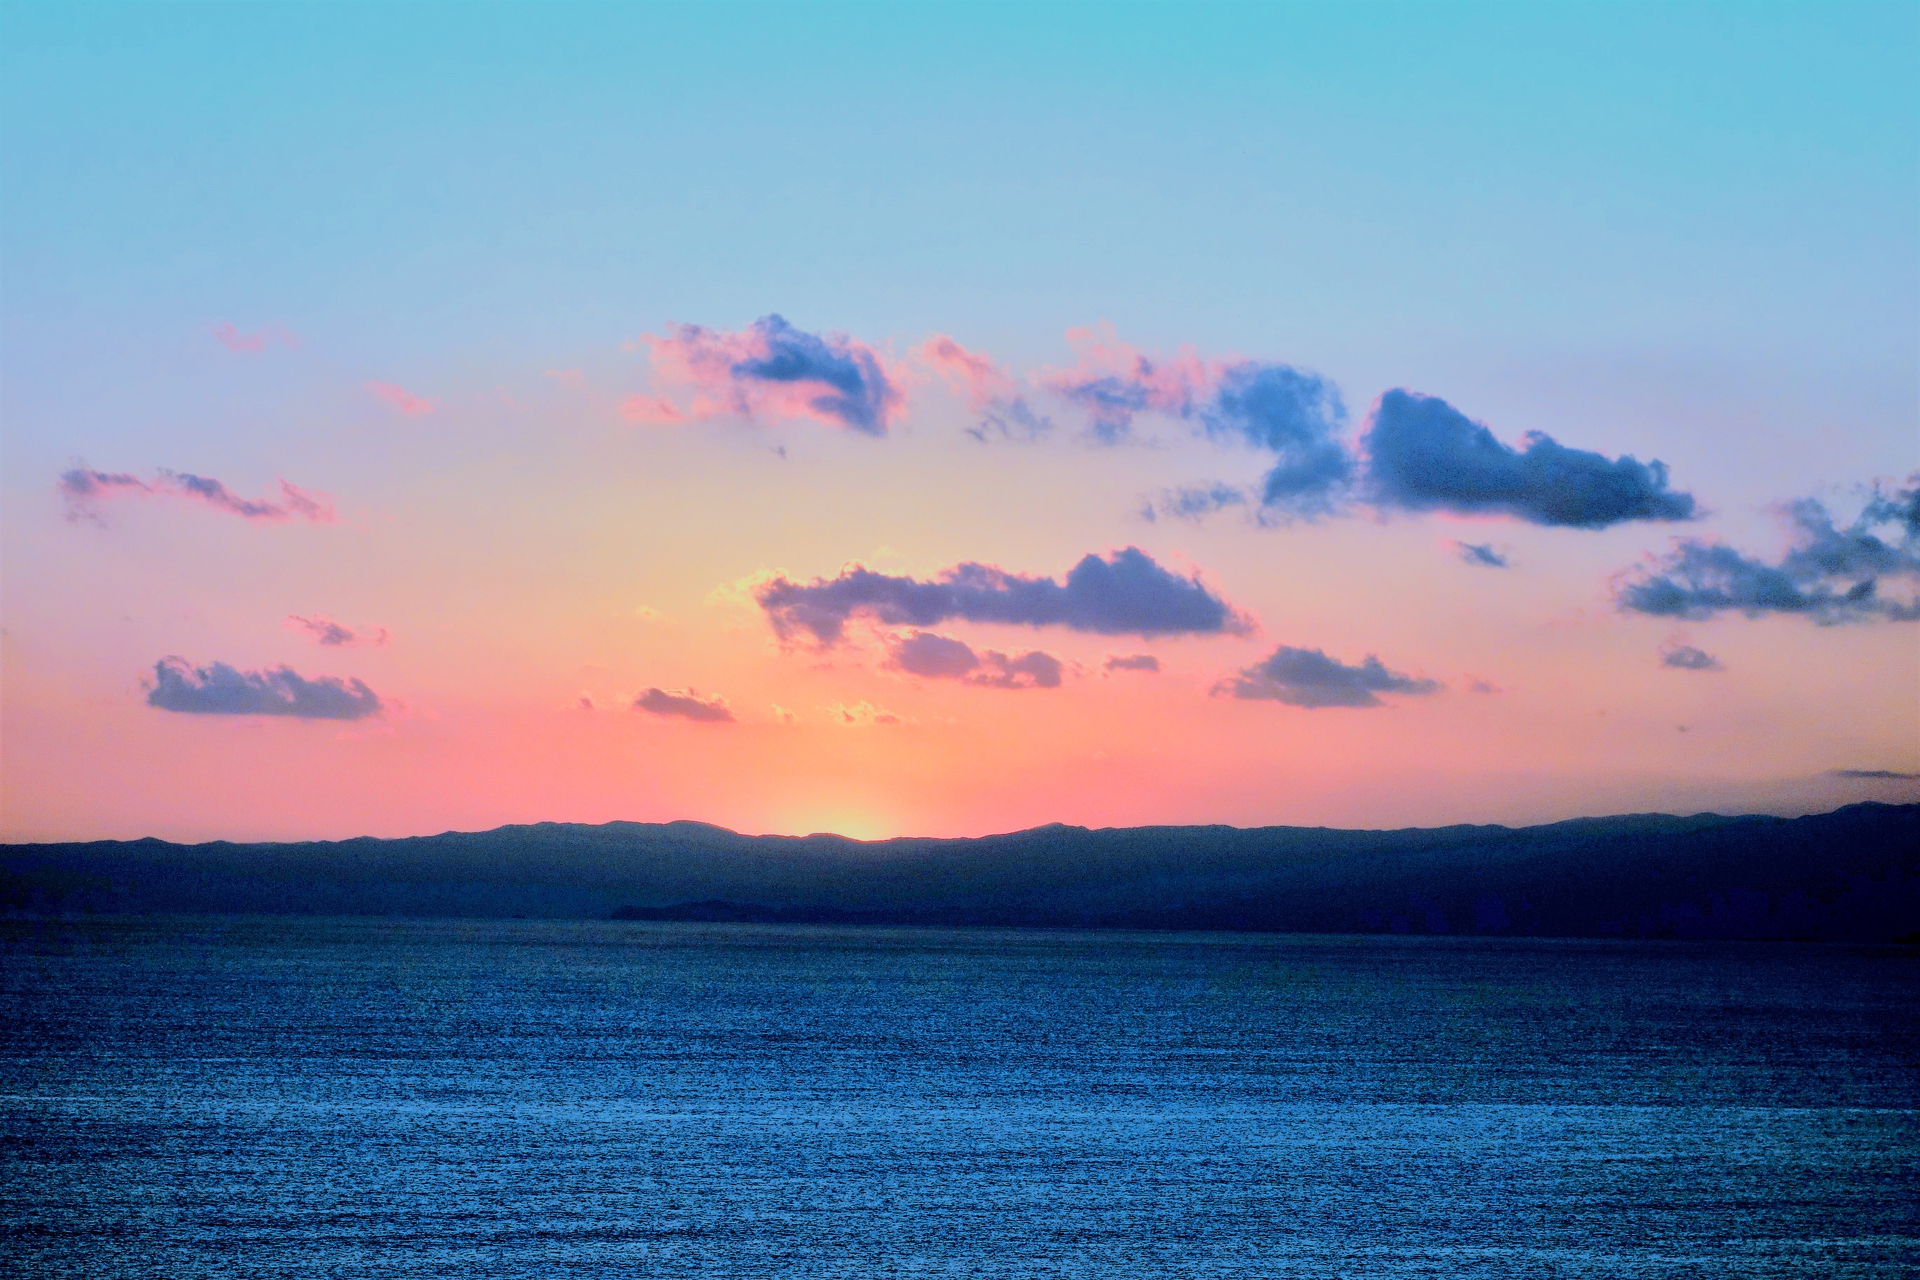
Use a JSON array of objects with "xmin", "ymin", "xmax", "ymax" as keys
[{"xmin": 3, "ymin": 2, "xmax": 1915, "ymax": 840}]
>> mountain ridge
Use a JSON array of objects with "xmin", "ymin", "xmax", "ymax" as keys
[{"xmin": 4, "ymin": 802, "xmax": 1915, "ymax": 943}]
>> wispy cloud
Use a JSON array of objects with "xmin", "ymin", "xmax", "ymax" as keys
[
  {"xmin": 365, "ymin": 381, "xmax": 437, "ymax": 416},
  {"xmin": 1454, "ymin": 541, "xmax": 1509, "ymax": 568},
  {"xmin": 60, "ymin": 466, "xmax": 335, "ymax": 524},
  {"xmin": 1105, "ymin": 653, "xmax": 1161, "ymax": 673},
  {"xmin": 285, "ymin": 615, "xmax": 388, "ymax": 647},
  {"xmin": 634, "ymin": 314, "xmax": 903, "ymax": 435},
  {"xmin": 146, "ymin": 657, "xmax": 382, "ymax": 719},
  {"xmin": 1219, "ymin": 645, "xmax": 1442, "ymax": 709},
  {"xmin": 1832, "ymin": 768, "xmax": 1918, "ymax": 780},
  {"xmin": 210, "ymin": 322, "xmax": 298, "ymax": 353},
  {"xmin": 1616, "ymin": 480, "xmax": 1919, "ymax": 623},
  {"xmin": 633, "ymin": 687, "xmax": 735, "ymax": 723},
  {"xmin": 1147, "ymin": 483, "xmax": 1249, "ymax": 523},
  {"xmin": 916, "ymin": 335, "xmax": 1054, "ymax": 442},
  {"xmin": 620, "ymin": 393, "xmax": 686, "ymax": 425},
  {"xmin": 755, "ymin": 547, "xmax": 1250, "ymax": 647}
]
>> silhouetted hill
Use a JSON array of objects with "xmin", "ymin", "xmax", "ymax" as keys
[{"xmin": 4, "ymin": 803, "xmax": 1915, "ymax": 942}]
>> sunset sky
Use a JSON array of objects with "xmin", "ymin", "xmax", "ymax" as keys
[{"xmin": 3, "ymin": 2, "xmax": 1915, "ymax": 843}]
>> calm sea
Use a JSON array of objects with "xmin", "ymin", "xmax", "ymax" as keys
[{"xmin": 3, "ymin": 917, "xmax": 1916, "ymax": 1277}]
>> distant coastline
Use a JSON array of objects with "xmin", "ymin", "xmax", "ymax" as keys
[{"xmin": 5, "ymin": 802, "xmax": 1915, "ymax": 943}]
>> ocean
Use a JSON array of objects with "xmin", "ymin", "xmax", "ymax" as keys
[{"xmin": 3, "ymin": 916, "xmax": 1916, "ymax": 1276}]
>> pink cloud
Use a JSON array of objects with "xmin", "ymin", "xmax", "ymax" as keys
[
  {"xmin": 285, "ymin": 615, "xmax": 389, "ymax": 647},
  {"xmin": 632, "ymin": 314, "xmax": 904, "ymax": 435},
  {"xmin": 365, "ymin": 381, "xmax": 436, "ymax": 416},
  {"xmin": 1040, "ymin": 322, "xmax": 1217, "ymax": 442},
  {"xmin": 59, "ymin": 466, "xmax": 336, "ymax": 524},
  {"xmin": 914, "ymin": 335, "xmax": 1054, "ymax": 442},
  {"xmin": 620, "ymin": 393, "xmax": 686, "ymax": 425},
  {"xmin": 916, "ymin": 335, "xmax": 1017, "ymax": 406},
  {"xmin": 211, "ymin": 322, "xmax": 299, "ymax": 353}
]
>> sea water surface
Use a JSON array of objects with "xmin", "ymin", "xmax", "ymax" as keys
[{"xmin": 2, "ymin": 916, "xmax": 1916, "ymax": 1277}]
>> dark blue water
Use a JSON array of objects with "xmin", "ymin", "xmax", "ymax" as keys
[{"xmin": 3, "ymin": 917, "xmax": 1916, "ymax": 1276}]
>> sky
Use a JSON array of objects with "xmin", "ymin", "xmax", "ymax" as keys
[{"xmin": 2, "ymin": 1, "xmax": 1916, "ymax": 843}]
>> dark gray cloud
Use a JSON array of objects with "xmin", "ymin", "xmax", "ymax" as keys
[
  {"xmin": 887, "ymin": 631, "xmax": 981, "ymax": 680},
  {"xmin": 1363, "ymin": 390, "xmax": 1696, "ymax": 528},
  {"xmin": 1832, "ymin": 768, "xmax": 1919, "ymax": 780},
  {"xmin": 1617, "ymin": 480, "xmax": 1920, "ymax": 623},
  {"xmin": 977, "ymin": 649, "xmax": 1064, "ymax": 689},
  {"xmin": 1201, "ymin": 362, "xmax": 1353, "ymax": 518},
  {"xmin": 1220, "ymin": 645, "xmax": 1442, "ymax": 709},
  {"xmin": 1454, "ymin": 541, "xmax": 1509, "ymax": 568},
  {"xmin": 1105, "ymin": 653, "xmax": 1161, "ymax": 673},
  {"xmin": 756, "ymin": 547, "xmax": 1250, "ymax": 647},
  {"xmin": 885, "ymin": 631, "xmax": 1063, "ymax": 690},
  {"xmin": 146, "ymin": 657, "xmax": 382, "ymax": 720},
  {"xmin": 732, "ymin": 314, "xmax": 898, "ymax": 436},
  {"xmin": 1103, "ymin": 370, "xmax": 1693, "ymax": 531},
  {"xmin": 633, "ymin": 687, "xmax": 735, "ymax": 723},
  {"xmin": 1660, "ymin": 644, "xmax": 1722, "ymax": 671}
]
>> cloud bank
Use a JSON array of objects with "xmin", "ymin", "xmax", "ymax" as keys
[
  {"xmin": 636, "ymin": 314, "xmax": 903, "ymax": 435},
  {"xmin": 146, "ymin": 658, "xmax": 382, "ymax": 719},
  {"xmin": 627, "ymin": 321, "xmax": 1698, "ymax": 534},
  {"xmin": 633, "ymin": 688, "xmax": 736, "ymax": 723},
  {"xmin": 60, "ymin": 467, "xmax": 335, "ymax": 524},
  {"xmin": 1617, "ymin": 481, "xmax": 1919, "ymax": 623},
  {"xmin": 755, "ymin": 547, "xmax": 1250, "ymax": 647},
  {"xmin": 991, "ymin": 327, "xmax": 1692, "ymax": 530},
  {"xmin": 1220, "ymin": 646, "xmax": 1442, "ymax": 709}
]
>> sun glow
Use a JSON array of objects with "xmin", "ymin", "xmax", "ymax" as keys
[{"xmin": 780, "ymin": 808, "xmax": 894, "ymax": 842}]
